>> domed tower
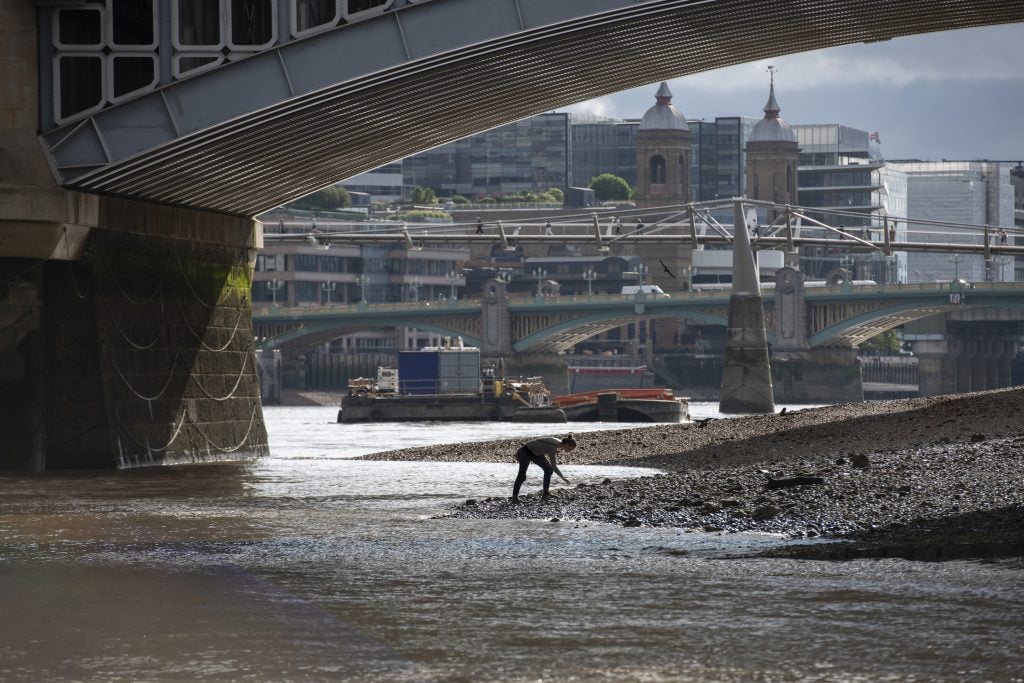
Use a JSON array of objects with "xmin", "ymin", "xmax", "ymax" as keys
[
  {"xmin": 634, "ymin": 82, "xmax": 692, "ymax": 208},
  {"xmin": 744, "ymin": 70, "xmax": 799, "ymax": 211}
]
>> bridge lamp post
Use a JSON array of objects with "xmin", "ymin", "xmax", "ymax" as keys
[
  {"xmin": 356, "ymin": 274, "xmax": 370, "ymax": 303},
  {"xmin": 268, "ymin": 279, "xmax": 284, "ymax": 306},
  {"xmin": 679, "ymin": 265, "xmax": 693, "ymax": 291},
  {"xmin": 533, "ymin": 268, "xmax": 547, "ymax": 299},
  {"xmin": 321, "ymin": 280, "xmax": 336, "ymax": 305},
  {"xmin": 410, "ymin": 276, "xmax": 423, "ymax": 303},
  {"xmin": 582, "ymin": 267, "xmax": 597, "ymax": 297},
  {"xmin": 636, "ymin": 263, "xmax": 648, "ymax": 286},
  {"xmin": 998, "ymin": 256, "xmax": 1012, "ymax": 282},
  {"xmin": 447, "ymin": 271, "xmax": 460, "ymax": 301},
  {"xmin": 949, "ymin": 254, "xmax": 964, "ymax": 281}
]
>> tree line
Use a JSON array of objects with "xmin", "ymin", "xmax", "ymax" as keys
[{"xmin": 286, "ymin": 172, "xmax": 634, "ymax": 211}]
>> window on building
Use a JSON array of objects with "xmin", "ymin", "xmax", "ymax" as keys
[
  {"xmin": 295, "ymin": 281, "xmax": 320, "ymax": 302},
  {"xmin": 649, "ymin": 155, "xmax": 666, "ymax": 185},
  {"xmin": 320, "ymin": 255, "xmax": 343, "ymax": 273},
  {"xmin": 256, "ymin": 254, "xmax": 286, "ymax": 272},
  {"xmin": 253, "ymin": 280, "xmax": 287, "ymax": 302}
]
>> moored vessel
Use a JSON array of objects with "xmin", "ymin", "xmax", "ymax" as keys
[
  {"xmin": 338, "ymin": 341, "xmax": 565, "ymax": 423},
  {"xmin": 553, "ymin": 388, "xmax": 689, "ymax": 423}
]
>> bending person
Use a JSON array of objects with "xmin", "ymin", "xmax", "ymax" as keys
[{"xmin": 512, "ymin": 434, "xmax": 576, "ymax": 502}]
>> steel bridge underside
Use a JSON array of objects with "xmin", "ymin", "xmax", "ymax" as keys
[
  {"xmin": 43, "ymin": 0, "xmax": 1024, "ymax": 216},
  {"xmin": 254, "ymin": 288, "xmax": 1024, "ymax": 354}
]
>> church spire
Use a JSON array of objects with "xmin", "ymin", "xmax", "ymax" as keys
[
  {"xmin": 763, "ymin": 65, "xmax": 781, "ymax": 118},
  {"xmin": 655, "ymin": 81, "xmax": 673, "ymax": 106}
]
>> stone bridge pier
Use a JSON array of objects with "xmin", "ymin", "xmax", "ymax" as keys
[
  {"xmin": 769, "ymin": 267, "xmax": 864, "ymax": 404},
  {"xmin": 908, "ymin": 324, "xmax": 1021, "ymax": 397},
  {"xmin": 1, "ymin": 193, "xmax": 269, "ymax": 471},
  {"xmin": 1, "ymin": 3, "xmax": 266, "ymax": 469},
  {"xmin": 480, "ymin": 277, "xmax": 514, "ymax": 356}
]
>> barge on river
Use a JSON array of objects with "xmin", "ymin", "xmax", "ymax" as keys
[
  {"xmin": 338, "ymin": 343, "xmax": 565, "ymax": 423},
  {"xmin": 553, "ymin": 388, "xmax": 689, "ymax": 423},
  {"xmin": 338, "ymin": 341, "xmax": 688, "ymax": 424}
]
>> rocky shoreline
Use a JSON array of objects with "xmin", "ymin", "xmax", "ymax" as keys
[{"xmin": 360, "ymin": 388, "xmax": 1024, "ymax": 562}]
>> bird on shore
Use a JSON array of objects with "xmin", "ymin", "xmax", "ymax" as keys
[
  {"xmin": 779, "ymin": 407, "xmax": 787, "ymax": 416},
  {"xmin": 695, "ymin": 417, "xmax": 715, "ymax": 428},
  {"xmin": 659, "ymin": 259, "xmax": 677, "ymax": 279}
]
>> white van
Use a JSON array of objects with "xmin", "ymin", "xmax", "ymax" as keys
[{"xmin": 621, "ymin": 285, "xmax": 670, "ymax": 298}]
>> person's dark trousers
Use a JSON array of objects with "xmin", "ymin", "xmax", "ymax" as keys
[{"xmin": 512, "ymin": 446, "xmax": 553, "ymax": 499}]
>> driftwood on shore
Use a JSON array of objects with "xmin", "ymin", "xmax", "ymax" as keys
[{"xmin": 765, "ymin": 476, "xmax": 825, "ymax": 490}]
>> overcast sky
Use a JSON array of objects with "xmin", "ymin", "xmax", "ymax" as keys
[{"xmin": 558, "ymin": 23, "xmax": 1024, "ymax": 162}]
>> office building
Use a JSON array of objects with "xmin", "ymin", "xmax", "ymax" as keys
[
  {"xmin": 1011, "ymin": 164, "xmax": 1024, "ymax": 281},
  {"xmin": 253, "ymin": 241, "xmax": 467, "ymax": 306},
  {"xmin": 340, "ymin": 162, "xmax": 405, "ymax": 201},
  {"xmin": 790, "ymin": 124, "xmax": 906, "ymax": 283},
  {"xmin": 253, "ymin": 238, "xmax": 469, "ymax": 354},
  {"xmin": 794, "ymin": 124, "xmax": 885, "ymax": 228},
  {"xmin": 569, "ymin": 114, "xmax": 755, "ymax": 202},
  {"xmin": 888, "ymin": 161, "xmax": 1015, "ymax": 282},
  {"xmin": 402, "ymin": 113, "xmax": 571, "ymax": 198},
  {"xmin": 570, "ymin": 114, "xmax": 639, "ymax": 188}
]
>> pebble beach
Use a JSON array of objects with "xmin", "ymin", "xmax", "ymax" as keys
[{"xmin": 361, "ymin": 388, "xmax": 1024, "ymax": 561}]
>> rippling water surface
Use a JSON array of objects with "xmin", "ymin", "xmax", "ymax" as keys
[{"xmin": 1, "ymin": 404, "xmax": 1021, "ymax": 682}]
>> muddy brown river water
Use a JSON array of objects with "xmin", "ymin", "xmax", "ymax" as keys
[{"xmin": 1, "ymin": 406, "xmax": 1021, "ymax": 682}]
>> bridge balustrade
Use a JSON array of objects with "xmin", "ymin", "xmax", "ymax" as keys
[{"xmin": 252, "ymin": 281, "xmax": 1024, "ymax": 319}]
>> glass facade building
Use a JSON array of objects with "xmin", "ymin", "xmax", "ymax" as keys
[
  {"xmin": 392, "ymin": 111, "xmax": 754, "ymax": 202},
  {"xmin": 402, "ymin": 113, "xmax": 571, "ymax": 198},
  {"xmin": 794, "ymin": 124, "xmax": 885, "ymax": 228},
  {"xmin": 710, "ymin": 117, "xmax": 756, "ymax": 200},
  {"xmin": 689, "ymin": 121, "xmax": 718, "ymax": 201},
  {"xmin": 575, "ymin": 114, "xmax": 756, "ymax": 201},
  {"xmin": 570, "ymin": 116, "xmax": 639, "ymax": 188},
  {"xmin": 791, "ymin": 124, "xmax": 908, "ymax": 283}
]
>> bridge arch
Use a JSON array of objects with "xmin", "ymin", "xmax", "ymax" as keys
[
  {"xmin": 513, "ymin": 309, "xmax": 730, "ymax": 353},
  {"xmin": 810, "ymin": 295, "xmax": 1024, "ymax": 348},
  {"xmin": 40, "ymin": 0, "xmax": 1024, "ymax": 214},
  {"xmin": 811, "ymin": 302, "xmax": 965, "ymax": 347}
]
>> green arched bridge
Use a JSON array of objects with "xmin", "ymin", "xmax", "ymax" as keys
[{"xmin": 253, "ymin": 280, "xmax": 1024, "ymax": 356}]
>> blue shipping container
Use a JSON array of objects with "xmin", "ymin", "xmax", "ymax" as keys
[{"xmin": 398, "ymin": 351, "xmax": 440, "ymax": 394}]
